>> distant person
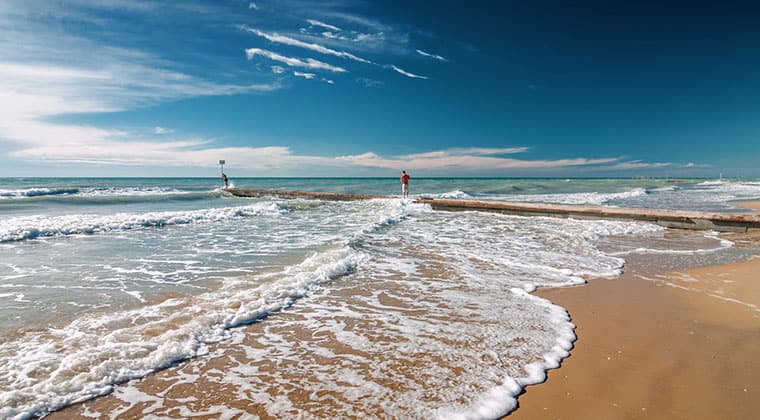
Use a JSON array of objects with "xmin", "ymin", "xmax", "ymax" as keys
[
  {"xmin": 222, "ymin": 173, "xmax": 229, "ymax": 189},
  {"xmin": 400, "ymin": 170, "xmax": 410, "ymax": 198}
]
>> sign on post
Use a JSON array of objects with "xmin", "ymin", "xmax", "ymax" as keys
[{"xmin": 219, "ymin": 160, "xmax": 226, "ymax": 188}]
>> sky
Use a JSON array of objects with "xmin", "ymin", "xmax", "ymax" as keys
[{"xmin": 0, "ymin": 0, "xmax": 759, "ymax": 177}]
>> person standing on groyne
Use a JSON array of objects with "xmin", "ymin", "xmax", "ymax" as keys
[
  {"xmin": 222, "ymin": 173, "xmax": 229, "ymax": 189},
  {"xmin": 400, "ymin": 170, "xmax": 410, "ymax": 198}
]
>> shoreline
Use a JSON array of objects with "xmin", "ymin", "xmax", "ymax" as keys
[
  {"xmin": 45, "ymin": 214, "xmax": 760, "ymax": 418},
  {"xmin": 49, "ymin": 256, "xmax": 760, "ymax": 419}
]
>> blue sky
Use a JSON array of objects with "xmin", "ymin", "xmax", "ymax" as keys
[{"xmin": 1, "ymin": 0, "xmax": 758, "ymax": 177}]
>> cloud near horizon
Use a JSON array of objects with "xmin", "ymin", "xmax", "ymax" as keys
[
  {"xmin": 0, "ymin": 57, "xmax": 279, "ymax": 167},
  {"xmin": 604, "ymin": 160, "xmax": 671, "ymax": 170},
  {"xmin": 6, "ymin": 126, "xmax": 669, "ymax": 175},
  {"xmin": 337, "ymin": 148, "xmax": 619, "ymax": 171}
]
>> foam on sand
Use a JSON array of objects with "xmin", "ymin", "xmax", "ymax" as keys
[
  {"xmin": 0, "ymin": 246, "xmax": 368, "ymax": 419},
  {"xmin": 0, "ymin": 199, "xmax": 418, "ymax": 419}
]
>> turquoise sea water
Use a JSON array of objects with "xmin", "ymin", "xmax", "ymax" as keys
[{"xmin": 1, "ymin": 177, "xmax": 759, "ymax": 418}]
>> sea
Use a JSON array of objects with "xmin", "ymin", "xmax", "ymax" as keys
[{"xmin": 1, "ymin": 177, "xmax": 760, "ymax": 419}]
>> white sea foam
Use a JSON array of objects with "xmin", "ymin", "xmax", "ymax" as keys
[
  {"xmin": 651, "ymin": 185, "xmax": 681, "ymax": 192},
  {"xmin": 506, "ymin": 187, "xmax": 648, "ymax": 205},
  {"xmin": 78, "ymin": 186, "xmax": 188, "ymax": 197},
  {"xmin": 0, "ymin": 199, "xmax": 416, "ymax": 419},
  {"xmin": 0, "ymin": 187, "xmax": 81, "ymax": 199},
  {"xmin": 0, "ymin": 246, "xmax": 369, "ymax": 419},
  {"xmin": 338, "ymin": 209, "xmax": 662, "ymax": 418},
  {"xmin": 0, "ymin": 202, "xmax": 286, "ymax": 242},
  {"xmin": 436, "ymin": 289, "xmax": 576, "ymax": 419},
  {"xmin": 0, "ymin": 186, "xmax": 192, "ymax": 200},
  {"xmin": 428, "ymin": 190, "xmax": 473, "ymax": 200},
  {"xmin": 640, "ymin": 180, "xmax": 760, "ymax": 211},
  {"xmin": 698, "ymin": 180, "xmax": 727, "ymax": 186}
]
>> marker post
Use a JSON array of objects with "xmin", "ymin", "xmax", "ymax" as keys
[{"xmin": 219, "ymin": 160, "xmax": 226, "ymax": 188}]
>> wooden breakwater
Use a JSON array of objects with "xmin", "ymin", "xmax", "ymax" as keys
[{"xmin": 226, "ymin": 188, "xmax": 760, "ymax": 232}]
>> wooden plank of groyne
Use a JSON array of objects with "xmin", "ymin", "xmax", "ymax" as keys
[
  {"xmin": 417, "ymin": 199, "xmax": 759, "ymax": 232},
  {"xmin": 226, "ymin": 188, "xmax": 760, "ymax": 232}
]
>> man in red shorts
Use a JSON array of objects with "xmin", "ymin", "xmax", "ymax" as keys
[{"xmin": 400, "ymin": 170, "xmax": 410, "ymax": 198}]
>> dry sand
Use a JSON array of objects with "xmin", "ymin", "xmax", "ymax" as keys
[{"xmin": 513, "ymin": 255, "xmax": 760, "ymax": 419}]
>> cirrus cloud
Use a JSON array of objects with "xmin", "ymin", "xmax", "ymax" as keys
[
  {"xmin": 387, "ymin": 64, "xmax": 428, "ymax": 79},
  {"xmin": 245, "ymin": 48, "xmax": 347, "ymax": 73},
  {"xmin": 242, "ymin": 25, "xmax": 372, "ymax": 64}
]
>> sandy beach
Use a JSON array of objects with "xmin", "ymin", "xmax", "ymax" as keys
[
  {"xmin": 512, "ymin": 256, "xmax": 760, "ymax": 419},
  {"xmin": 514, "ymin": 204, "xmax": 760, "ymax": 420}
]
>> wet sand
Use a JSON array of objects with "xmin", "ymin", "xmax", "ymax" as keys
[
  {"xmin": 513, "ymin": 253, "xmax": 760, "ymax": 419},
  {"xmin": 49, "ymin": 251, "xmax": 551, "ymax": 419},
  {"xmin": 47, "ymin": 223, "xmax": 760, "ymax": 419},
  {"xmin": 738, "ymin": 201, "xmax": 760, "ymax": 212}
]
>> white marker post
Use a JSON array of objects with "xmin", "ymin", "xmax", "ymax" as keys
[{"xmin": 219, "ymin": 160, "xmax": 226, "ymax": 188}]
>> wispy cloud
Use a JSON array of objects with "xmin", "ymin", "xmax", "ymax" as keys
[
  {"xmin": 320, "ymin": 31, "xmax": 343, "ymax": 40},
  {"xmin": 0, "ymin": 9, "xmax": 281, "ymax": 171},
  {"xmin": 605, "ymin": 160, "xmax": 671, "ymax": 170},
  {"xmin": 248, "ymin": 2, "xmax": 257, "ymax": 10},
  {"xmin": 337, "ymin": 147, "xmax": 618, "ymax": 171},
  {"xmin": 0, "ymin": 59, "xmax": 279, "ymax": 146},
  {"xmin": 356, "ymin": 77, "xmax": 383, "ymax": 87},
  {"xmin": 271, "ymin": 65, "xmax": 285, "ymax": 74},
  {"xmin": 403, "ymin": 147, "xmax": 529, "ymax": 159},
  {"xmin": 324, "ymin": 12, "xmax": 392, "ymax": 33},
  {"xmin": 10, "ymin": 140, "xmax": 341, "ymax": 170},
  {"xmin": 293, "ymin": 71, "xmax": 316, "ymax": 79},
  {"xmin": 682, "ymin": 162, "xmax": 711, "ymax": 168},
  {"xmin": 245, "ymin": 48, "xmax": 347, "ymax": 72},
  {"xmin": 153, "ymin": 126, "xmax": 173, "ymax": 135},
  {"xmin": 242, "ymin": 25, "xmax": 372, "ymax": 64},
  {"xmin": 387, "ymin": 64, "xmax": 428, "ymax": 79},
  {"xmin": 306, "ymin": 19, "xmax": 341, "ymax": 32},
  {"xmin": 416, "ymin": 49, "xmax": 447, "ymax": 62}
]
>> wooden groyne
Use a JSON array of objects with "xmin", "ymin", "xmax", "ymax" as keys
[
  {"xmin": 226, "ymin": 188, "xmax": 760, "ymax": 232},
  {"xmin": 227, "ymin": 188, "xmax": 388, "ymax": 201}
]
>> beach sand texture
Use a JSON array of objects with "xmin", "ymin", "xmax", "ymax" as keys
[{"xmin": 513, "ymin": 255, "xmax": 760, "ymax": 419}]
